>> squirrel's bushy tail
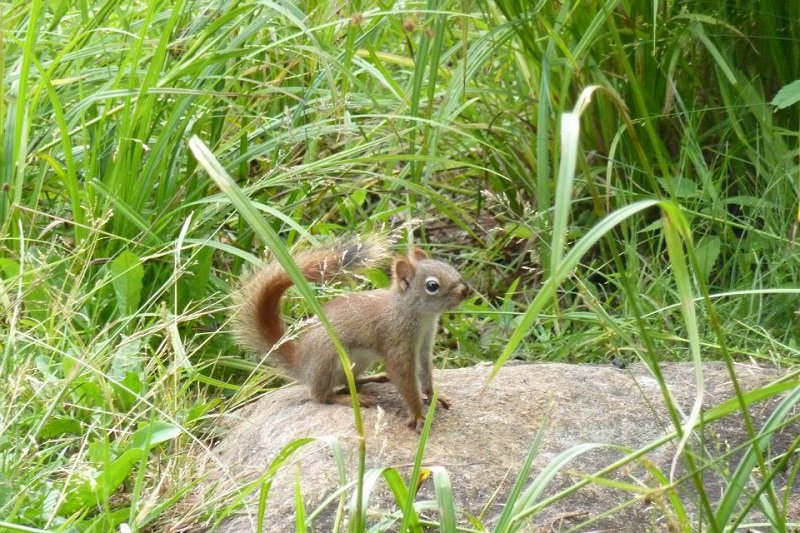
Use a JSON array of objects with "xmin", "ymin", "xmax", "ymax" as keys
[{"xmin": 233, "ymin": 236, "xmax": 388, "ymax": 372}]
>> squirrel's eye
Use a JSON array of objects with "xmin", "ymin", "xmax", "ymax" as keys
[{"xmin": 425, "ymin": 278, "xmax": 440, "ymax": 295}]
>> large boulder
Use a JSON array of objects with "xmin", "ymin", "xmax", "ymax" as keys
[{"xmin": 204, "ymin": 362, "xmax": 797, "ymax": 532}]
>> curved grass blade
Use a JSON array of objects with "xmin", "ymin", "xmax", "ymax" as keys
[
  {"xmin": 660, "ymin": 205, "xmax": 704, "ymax": 483},
  {"xmin": 190, "ymin": 135, "xmax": 367, "ymax": 530},
  {"xmin": 493, "ymin": 420, "xmax": 548, "ymax": 531},
  {"xmin": 716, "ymin": 384, "xmax": 800, "ymax": 530},
  {"xmin": 491, "ymin": 198, "xmax": 660, "ymax": 379},
  {"xmin": 352, "ymin": 467, "xmax": 421, "ymax": 531}
]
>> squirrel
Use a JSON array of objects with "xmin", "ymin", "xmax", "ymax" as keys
[{"xmin": 233, "ymin": 236, "xmax": 470, "ymax": 431}]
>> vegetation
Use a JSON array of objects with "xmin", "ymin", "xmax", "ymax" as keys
[{"xmin": 1, "ymin": 0, "xmax": 798, "ymax": 531}]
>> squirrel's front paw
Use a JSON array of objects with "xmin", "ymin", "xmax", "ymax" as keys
[{"xmin": 406, "ymin": 415, "xmax": 424, "ymax": 433}]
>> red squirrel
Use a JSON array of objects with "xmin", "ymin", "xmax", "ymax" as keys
[{"xmin": 233, "ymin": 237, "xmax": 469, "ymax": 431}]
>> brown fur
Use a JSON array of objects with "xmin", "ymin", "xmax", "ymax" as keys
[
  {"xmin": 233, "ymin": 237, "xmax": 388, "ymax": 371},
  {"xmin": 233, "ymin": 237, "xmax": 470, "ymax": 432}
]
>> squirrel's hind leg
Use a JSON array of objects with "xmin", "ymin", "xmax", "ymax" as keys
[{"xmin": 307, "ymin": 358, "xmax": 377, "ymax": 408}]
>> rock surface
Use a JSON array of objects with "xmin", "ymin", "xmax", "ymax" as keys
[{"xmin": 204, "ymin": 362, "xmax": 797, "ymax": 532}]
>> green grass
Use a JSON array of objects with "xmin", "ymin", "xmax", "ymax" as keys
[{"xmin": 1, "ymin": 0, "xmax": 799, "ymax": 531}]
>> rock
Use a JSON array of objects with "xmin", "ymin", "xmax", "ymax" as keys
[{"xmin": 202, "ymin": 362, "xmax": 797, "ymax": 532}]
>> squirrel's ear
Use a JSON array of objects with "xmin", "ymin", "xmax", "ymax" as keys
[
  {"xmin": 409, "ymin": 247, "xmax": 428, "ymax": 262},
  {"xmin": 392, "ymin": 256, "xmax": 416, "ymax": 291}
]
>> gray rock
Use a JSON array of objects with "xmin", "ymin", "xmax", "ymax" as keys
[{"xmin": 203, "ymin": 362, "xmax": 798, "ymax": 532}]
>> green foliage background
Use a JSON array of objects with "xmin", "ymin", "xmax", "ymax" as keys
[{"xmin": 1, "ymin": 0, "xmax": 799, "ymax": 530}]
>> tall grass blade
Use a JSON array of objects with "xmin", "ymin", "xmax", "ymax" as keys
[
  {"xmin": 551, "ymin": 86, "xmax": 601, "ymax": 274},
  {"xmin": 27, "ymin": 53, "xmax": 86, "ymax": 243},
  {"xmin": 399, "ymin": 387, "xmax": 439, "ymax": 533},
  {"xmin": 188, "ymin": 136, "xmax": 368, "ymax": 530},
  {"xmin": 494, "ymin": 84, "xmax": 648, "ymax": 376},
  {"xmin": 716, "ymin": 385, "xmax": 800, "ymax": 530},
  {"xmin": 492, "ymin": 421, "xmax": 547, "ymax": 531},
  {"xmin": 2, "ymin": 0, "xmax": 41, "ymax": 230},
  {"xmin": 660, "ymin": 206, "xmax": 704, "ymax": 483}
]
